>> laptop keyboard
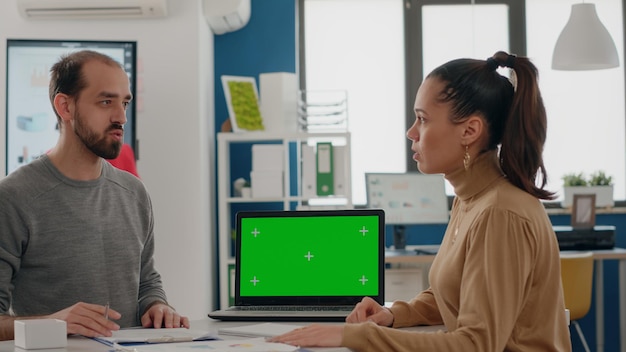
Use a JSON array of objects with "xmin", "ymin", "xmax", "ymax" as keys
[{"xmin": 232, "ymin": 306, "xmax": 354, "ymax": 312}]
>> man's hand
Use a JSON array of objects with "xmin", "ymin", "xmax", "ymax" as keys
[
  {"xmin": 141, "ymin": 302, "xmax": 189, "ymax": 329},
  {"xmin": 47, "ymin": 302, "xmax": 121, "ymax": 338},
  {"xmin": 346, "ymin": 296, "xmax": 394, "ymax": 326}
]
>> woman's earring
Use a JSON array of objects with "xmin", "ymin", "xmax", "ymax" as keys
[{"xmin": 463, "ymin": 145, "xmax": 471, "ymax": 171}]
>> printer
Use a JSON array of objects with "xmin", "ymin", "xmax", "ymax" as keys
[{"xmin": 554, "ymin": 225, "xmax": 615, "ymax": 251}]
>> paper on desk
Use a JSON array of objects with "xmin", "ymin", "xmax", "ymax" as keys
[
  {"xmin": 219, "ymin": 323, "xmax": 302, "ymax": 338},
  {"xmin": 112, "ymin": 338, "xmax": 298, "ymax": 351},
  {"xmin": 92, "ymin": 327, "xmax": 217, "ymax": 346}
]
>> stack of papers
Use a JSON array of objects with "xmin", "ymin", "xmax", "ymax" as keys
[
  {"xmin": 93, "ymin": 327, "xmax": 217, "ymax": 346},
  {"xmin": 218, "ymin": 323, "xmax": 302, "ymax": 338},
  {"xmin": 112, "ymin": 338, "xmax": 298, "ymax": 351}
]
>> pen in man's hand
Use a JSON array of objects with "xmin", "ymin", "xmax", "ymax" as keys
[{"xmin": 104, "ymin": 302, "xmax": 110, "ymax": 320}]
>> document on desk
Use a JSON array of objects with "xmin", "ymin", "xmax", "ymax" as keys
[
  {"xmin": 111, "ymin": 338, "xmax": 298, "ymax": 351},
  {"xmin": 219, "ymin": 323, "xmax": 302, "ymax": 338},
  {"xmin": 92, "ymin": 327, "xmax": 217, "ymax": 346}
]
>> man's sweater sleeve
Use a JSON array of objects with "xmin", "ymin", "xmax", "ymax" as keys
[{"xmin": 136, "ymin": 198, "xmax": 168, "ymax": 318}]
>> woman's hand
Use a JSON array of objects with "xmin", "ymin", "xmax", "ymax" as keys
[
  {"xmin": 267, "ymin": 324, "xmax": 344, "ymax": 347},
  {"xmin": 346, "ymin": 296, "xmax": 394, "ymax": 326}
]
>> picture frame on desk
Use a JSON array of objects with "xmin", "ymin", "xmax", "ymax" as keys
[{"xmin": 571, "ymin": 194, "xmax": 596, "ymax": 229}]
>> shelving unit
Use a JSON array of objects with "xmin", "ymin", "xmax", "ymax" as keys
[{"xmin": 216, "ymin": 131, "xmax": 352, "ymax": 308}]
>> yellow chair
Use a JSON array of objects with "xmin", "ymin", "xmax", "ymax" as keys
[{"xmin": 560, "ymin": 251, "xmax": 594, "ymax": 352}]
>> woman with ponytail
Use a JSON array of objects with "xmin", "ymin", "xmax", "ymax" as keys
[{"xmin": 270, "ymin": 51, "xmax": 571, "ymax": 351}]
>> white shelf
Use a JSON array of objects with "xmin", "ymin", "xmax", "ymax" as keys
[
  {"xmin": 216, "ymin": 131, "xmax": 352, "ymax": 308},
  {"xmin": 225, "ymin": 196, "xmax": 350, "ymax": 203},
  {"xmin": 217, "ymin": 130, "xmax": 350, "ymax": 142}
]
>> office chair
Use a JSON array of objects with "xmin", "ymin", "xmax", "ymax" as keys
[{"xmin": 560, "ymin": 251, "xmax": 594, "ymax": 352}]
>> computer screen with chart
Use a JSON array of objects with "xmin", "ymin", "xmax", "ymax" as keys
[{"xmin": 365, "ymin": 172, "xmax": 449, "ymax": 225}]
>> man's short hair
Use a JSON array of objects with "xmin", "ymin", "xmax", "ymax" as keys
[{"xmin": 48, "ymin": 50, "xmax": 124, "ymax": 124}]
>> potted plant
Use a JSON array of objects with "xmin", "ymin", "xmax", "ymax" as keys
[
  {"xmin": 241, "ymin": 180, "xmax": 252, "ymax": 198},
  {"xmin": 561, "ymin": 171, "xmax": 614, "ymax": 208},
  {"xmin": 562, "ymin": 172, "xmax": 588, "ymax": 187}
]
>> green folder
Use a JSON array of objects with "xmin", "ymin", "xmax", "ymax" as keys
[{"xmin": 316, "ymin": 142, "xmax": 334, "ymax": 196}]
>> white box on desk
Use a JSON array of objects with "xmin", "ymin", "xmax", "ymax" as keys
[
  {"xmin": 14, "ymin": 319, "xmax": 67, "ymax": 349},
  {"xmin": 252, "ymin": 144, "xmax": 284, "ymax": 172},
  {"xmin": 251, "ymin": 170, "xmax": 283, "ymax": 198},
  {"xmin": 259, "ymin": 72, "xmax": 298, "ymax": 133}
]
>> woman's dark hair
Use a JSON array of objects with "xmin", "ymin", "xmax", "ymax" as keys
[{"xmin": 427, "ymin": 50, "xmax": 554, "ymax": 200}]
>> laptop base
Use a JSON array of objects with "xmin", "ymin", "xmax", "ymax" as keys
[{"xmin": 208, "ymin": 309, "xmax": 349, "ymax": 322}]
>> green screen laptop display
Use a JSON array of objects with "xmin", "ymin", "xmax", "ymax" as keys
[{"xmin": 235, "ymin": 209, "xmax": 385, "ymax": 306}]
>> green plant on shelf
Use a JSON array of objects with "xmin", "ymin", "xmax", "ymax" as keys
[
  {"xmin": 562, "ymin": 172, "xmax": 588, "ymax": 187},
  {"xmin": 588, "ymin": 170, "xmax": 613, "ymax": 186},
  {"xmin": 562, "ymin": 171, "xmax": 613, "ymax": 187}
]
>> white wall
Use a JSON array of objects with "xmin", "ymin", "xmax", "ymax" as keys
[{"xmin": 0, "ymin": 1, "xmax": 216, "ymax": 320}]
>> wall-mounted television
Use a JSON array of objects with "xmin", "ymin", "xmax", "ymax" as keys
[{"xmin": 5, "ymin": 39, "xmax": 137, "ymax": 175}]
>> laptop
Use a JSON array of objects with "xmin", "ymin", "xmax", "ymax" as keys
[{"xmin": 209, "ymin": 209, "xmax": 385, "ymax": 321}]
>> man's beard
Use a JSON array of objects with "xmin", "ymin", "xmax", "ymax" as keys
[{"xmin": 73, "ymin": 110, "xmax": 123, "ymax": 160}]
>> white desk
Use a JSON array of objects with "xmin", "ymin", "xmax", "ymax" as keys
[
  {"xmin": 584, "ymin": 248, "xmax": 626, "ymax": 352},
  {"xmin": 0, "ymin": 319, "xmax": 443, "ymax": 352},
  {"xmin": 387, "ymin": 246, "xmax": 626, "ymax": 352}
]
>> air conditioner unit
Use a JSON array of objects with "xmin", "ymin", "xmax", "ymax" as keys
[
  {"xmin": 202, "ymin": 0, "xmax": 251, "ymax": 35},
  {"xmin": 17, "ymin": 0, "xmax": 168, "ymax": 20}
]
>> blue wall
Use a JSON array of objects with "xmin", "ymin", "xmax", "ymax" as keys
[
  {"xmin": 213, "ymin": 1, "xmax": 622, "ymax": 350},
  {"xmin": 214, "ymin": 0, "xmax": 296, "ymax": 134},
  {"xmin": 213, "ymin": 0, "xmax": 297, "ymax": 222}
]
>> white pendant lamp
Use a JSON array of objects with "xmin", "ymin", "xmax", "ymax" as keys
[{"xmin": 552, "ymin": 3, "xmax": 619, "ymax": 70}]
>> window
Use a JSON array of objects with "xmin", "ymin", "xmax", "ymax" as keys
[
  {"xmin": 300, "ymin": 0, "xmax": 405, "ymax": 205},
  {"xmin": 526, "ymin": 0, "xmax": 625, "ymax": 201},
  {"xmin": 301, "ymin": 0, "xmax": 625, "ymax": 203},
  {"xmin": 408, "ymin": 0, "xmax": 517, "ymax": 194}
]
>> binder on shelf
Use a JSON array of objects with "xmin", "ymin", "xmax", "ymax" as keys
[
  {"xmin": 316, "ymin": 142, "xmax": 334, "ymax": 196},
  {"xmin": 228, "ymin": 263, "xmax": 235, "ymax": 307},
  {"xmin": 301, "ymin": 145, "xmax": 317, "ymax": 199},
  {"xmin": 302, "ymin": 144, "xmax": 347, "ymax": 198},
  {"xmin": 332, "ymin": 145, "xmax": 346, "ymax": 195}
]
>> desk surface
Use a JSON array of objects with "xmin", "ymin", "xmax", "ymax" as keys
[
  {"xmin": 386, "ymin": 245, "xmax": 626, "ymax": 263},
  {"xmin": 385, "ymin": 245, "xmax": 438, "ymax": 263},
  {"xmin": 3, "ymin": 248, "xmax": 624, "ymax": 351},
  {"xmin": 387, "ymin": 246, "xmax": 626, "ymax": 352},
  {"xmin": 0, "ymin": 319, "xmax": 444, "ymax": 352}
]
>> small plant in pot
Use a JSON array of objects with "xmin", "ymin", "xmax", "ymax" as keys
[
  {"xmin": 562, "ymin": 172, "xmax": 588, "ymax": 187},
  {"xmin": 589, "ymin": 171, "xmax": 613, "ymax": 186},
  {"xmin": 561, "ymin": 171, "xmax": 614, "ymax": 208}
]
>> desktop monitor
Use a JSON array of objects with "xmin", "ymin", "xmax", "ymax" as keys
[
  {"xmin": 5, "ymin": 39, "xmax": 138, "ymax": 175},
  {"xmin": 365, "ymin": 172, "xmax": 449, "ymax": 224},
  {"xmin": 365, "ymin": 172, "xmax": 449, "ymax": 249}
]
